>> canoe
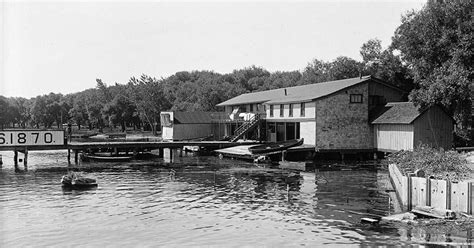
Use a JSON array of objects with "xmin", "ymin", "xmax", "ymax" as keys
[
  {"xmin": 61, "ymin": 173, "xmax": 98, "ymax": 188},
  {"xmin": 249, "ymin": 138, "xmax": 304, "ymax": 154},
  {"xmin": 81, "ymin": 153, "xmax": 133, "ymax": 162}
]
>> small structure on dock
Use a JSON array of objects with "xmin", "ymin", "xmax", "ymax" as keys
[
  {"xmin": 372, "ymin": 102, "xmax": 454, "ymax": 152},
  {"xmin": 160, "ymin": 111, "xmax": 228, "ymax": 141}
]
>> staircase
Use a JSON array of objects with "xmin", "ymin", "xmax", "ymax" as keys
[{"xmin": 229, "ymin": 114, "xmax": 261, "ymax": 142}]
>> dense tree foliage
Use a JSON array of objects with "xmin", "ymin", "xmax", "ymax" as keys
[{"xmin": 392, "ymin": 0, "xmax": 473, "ymax": 132}]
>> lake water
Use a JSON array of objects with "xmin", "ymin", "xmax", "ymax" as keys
[{"xmin": 0, "ymin": 150, "xmax": 472, "ymax": 247}]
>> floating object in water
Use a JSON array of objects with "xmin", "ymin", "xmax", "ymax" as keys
[
  {"xmin": 61, "ymin": 172, "xmax": 98, "ymax": 188},
  {"xmin": 254, "ymin": 155, "xmax": 270, "ymax": 164},
  {"xmin": 361, "ymin": 217, "xmax": 379, "ymax": 224}
]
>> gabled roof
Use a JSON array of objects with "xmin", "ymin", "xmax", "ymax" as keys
[
  {"xmin": 371, "ymin": 102, "xmax": 424, "ymax": 124},
  {"xmin": 172, "ymin": 112, "xmax": 227, "ymax": 124},
  {"xmin": 217, "ymin": 75, "xmax": 402, "ymax": 106}
]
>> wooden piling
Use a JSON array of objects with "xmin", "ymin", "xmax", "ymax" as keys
[
  {"xmin": 157, "ymin": 148, "xmax": 164, "ymax": 158},
  {"xmin": 74, "ymin": 150, "xmax": 78, "ymax": 164},
  {"xmin": 23, "ymin": 147, "xmax": 28, "ymax": 167},
  {"xmin": 14, "ymin": 150, "xmax": 18, "ymax": 168},
  {"xmin": 67, "ymin": 149, "xmax": 71, "ymax": 164},
  {"xmin": 407, "ymin": 175, "xmax": 412, "ymax": 211}
]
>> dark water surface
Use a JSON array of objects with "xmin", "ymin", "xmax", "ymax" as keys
[{"xmin": 0, "ymin": 150, "xmax": 472, "ymax": 247}]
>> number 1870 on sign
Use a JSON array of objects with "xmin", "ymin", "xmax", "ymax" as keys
[{"xmin": 0, "ymin": 131, "xmax": 65, "ymax": 146}]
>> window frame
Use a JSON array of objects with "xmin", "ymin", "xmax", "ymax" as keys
[{"xmin": 350, "ymin": 94, "xmax": 363, "ymax": 104}]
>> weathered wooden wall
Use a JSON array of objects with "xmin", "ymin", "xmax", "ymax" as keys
[
  {"xmin": 375, "ymin": 124, "xmax": 414, "ymax": 151},
  {"xmin": 389, "ymin": 164, "xmax": 473, "ymax": 214},
  {"xmin": 413, "ymin": 106, "xmax": 453, "ymax": 150}
]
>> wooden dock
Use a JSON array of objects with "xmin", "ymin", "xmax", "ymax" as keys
[{"xmin": 0, "ymin": 139, "xmax": 258, "ymax": 166}]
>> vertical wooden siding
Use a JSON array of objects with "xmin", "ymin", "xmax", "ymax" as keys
[
  {"xmin": 414, "ymin": 106, "xmax": 453, "ymax": 150},
  {"xmin": 375, "ymin": 124, "xmax": 414, "ymax": 151}
]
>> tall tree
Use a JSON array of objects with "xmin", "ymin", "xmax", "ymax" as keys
[
  {"xmin": 360, "ymin": 38, "xmax": 413, "ymax": 90},
  {"xmin": 392, "ymin": 1, "xmax": 473, "ymax": 131}
]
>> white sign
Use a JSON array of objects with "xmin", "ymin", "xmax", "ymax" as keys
[{"xmin": 0, "ymin": 130, "xmax": 65, "ymax": 147}]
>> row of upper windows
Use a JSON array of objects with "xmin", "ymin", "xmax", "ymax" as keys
[
  {"xmin": 269, "ymin": 102, "xmax": 306, "ymax": 118},
  {"xmin": 232, "ymin": 94, "xmax": 366, "ymax": 117}
]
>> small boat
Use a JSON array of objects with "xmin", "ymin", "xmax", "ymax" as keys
[
  {"xmin": 61, "ymin": 172, "xmax": 98, "ymax": 188},
  {"xmin": 81, "ymin": 153, "xmax": 133, "ymax": 162},
  {"xmin": 249, "ymin": 138, "xmax": 304, "ymax": 154}
]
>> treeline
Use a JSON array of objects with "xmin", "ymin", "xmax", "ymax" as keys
[{"xmin": 0, "ymin": 1, "xmax": 472, "ymax": 140}]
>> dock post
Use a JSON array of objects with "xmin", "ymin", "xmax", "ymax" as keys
[
  {"xmin": 373, "ymin": 152, "xmax": 378, "ymax": 160},
  {"xmin": 281, "ymin": 151, "xmax": 286, "ymax": 162},
  {"xmin": 74, "ymin": 150, "xmax": 79, "ymax": 164},
  {"xmin": 114, "ymin": 147, "xmax": 119, "ymax": 156},
  {"xmin": 14, "ymin": 150, "xmax": 18, "ymax": 168},
  {"xmin": 179, "ymin": 148, "xmax": 183, "ymax": 157},
  {"xmin": 158, "ymin": 148, "xmax": 164, "ymax": 158},
  {"xmin": 23, "ymin": 147, "xmax": 28, "ymax": 167},
  {"xmin": 67, "ymin": 149, "xmax": 71, "ymax": 164},
  {"xmin": 407, "ymin": 175, "xmax": 412, "ymax": 211}
]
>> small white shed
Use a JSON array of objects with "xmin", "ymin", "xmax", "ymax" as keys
[
  {"xmin": 372, "ymin": 102, "xmax": 454, "ymax": 152},
  {"xmin": 160, "ymin": 111, "xmax": 225, "ymax": 141}
]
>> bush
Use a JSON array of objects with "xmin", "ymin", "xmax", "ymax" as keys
[{"xmin": 387, "ymin": 144, "xmax": 472, "ymax": 182}]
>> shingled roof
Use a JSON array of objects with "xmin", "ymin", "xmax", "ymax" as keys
[
  {"xmin": 371, "ymin": 102, "xmax": 423, "ymax": 124},
  {"xmin": 217, "ymin": 75, "xmax": 401, "ymax": 106}
]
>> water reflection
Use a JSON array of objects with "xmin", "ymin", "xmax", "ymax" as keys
[{"xmin": 0, "ymin": 150, "xmax": 472, "ymax": 246}]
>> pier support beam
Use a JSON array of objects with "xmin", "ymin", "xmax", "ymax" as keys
[
  {"xmin": 74, "ymin": 150, "xmax": 79, "ymax": 164},
  {"xmin": 157, "ymin": 148, "xmax": 164, "ymax": 158},
  {"xmin": 23, "ymin": 147, "xmax": 28, "ymax": 167},
  {"xmin": 67, "ymin": 149, "xmax": 71, "ymax": 164},
  {"xmin": 163, "ymin": 148, "xmax": 173, "ymax": 163},
  {"xmin": 13, "ymin": 150, "xmax": 18, "ymax": 168}
]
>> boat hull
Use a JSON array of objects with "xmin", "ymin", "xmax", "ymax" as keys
[
  {"xmin": 249, "ymin": 139, "xmax": 304, "ymax": 154},
  {"xmin": 82, "ymin": 154, "xmax": 133, "ymax": 162}
]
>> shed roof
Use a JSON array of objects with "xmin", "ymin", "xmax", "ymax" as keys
[
  {"xmin": 217, "ymin": 75, "xmax": 401, "ymax": 106},
  {"xmin": 371, "ymin": 102, "xmax": 424, "ymax": 124},
  {"xmin": 172, "ymin": 112, "xmax": 229, "ymax": 124}
]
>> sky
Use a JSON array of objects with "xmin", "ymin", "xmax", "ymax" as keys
[{"xmin": 1, "ymin": 0, "xmax": 425, "ymax": 98}]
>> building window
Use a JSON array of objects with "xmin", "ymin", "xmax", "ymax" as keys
[
  {"xmin": 280, "ymin": 104, "xmax": 284, "ymax": 117},
  {"xmin": 289, "ymin": 104, "xmax": 293, "ymax": 117},
  {"xmin": 270, "ymin": 105, "xmax": 274, "ymax": 117},
  {"xmin": 300, "ymin": 102, "xmax": 305, "ymax": 117},
  {"xmin": 350, "ymin": 94, "xmax": 363, "ymax": 103},
  {"xmin": 249, "ymin": 104, "xmax": 253, "ymax": 112}
]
